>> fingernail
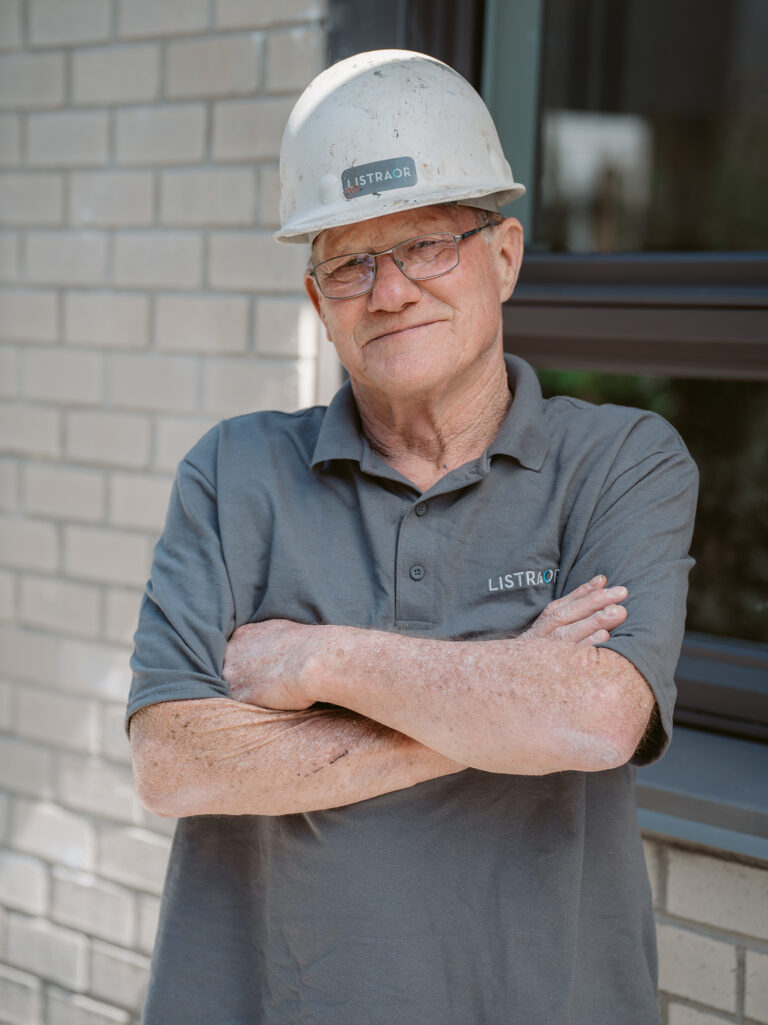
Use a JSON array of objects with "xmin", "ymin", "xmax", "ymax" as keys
[
  {"xmin": 606, "ymin": 586, "xmax": 627, "ymax": 599},
  {"xmin": 591, "ymin": 575, "xmax": 605, "ymax": 586}
]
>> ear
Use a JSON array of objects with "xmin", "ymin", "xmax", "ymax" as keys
[
  {"xmin": 304, "ymin": 272, "xmax": 332, "ymax": 341},
  {"xmin": 494, "ymin": 217, "xmax": 524, "ymax": 303}
]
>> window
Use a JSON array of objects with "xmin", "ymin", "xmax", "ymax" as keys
[
  {"xmin": 327, "ymin": 0, "xmax": 768, "ymax": 744},
  {"xmin": 327, "ymin": 0, "xmax": 485, "ymax": 88},
  {"xmin": 487, "ymin": 0, "xmax": 768, "ymax": 739}
]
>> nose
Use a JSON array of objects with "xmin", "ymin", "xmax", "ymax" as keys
[{"xmin": 366, "ymin": 252, "xmax": 422, "ymax": 313}]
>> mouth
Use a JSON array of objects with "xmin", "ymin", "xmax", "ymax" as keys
[{"xmin": 364, "ymin": 320, "xmax": 442, "ymax": 345}]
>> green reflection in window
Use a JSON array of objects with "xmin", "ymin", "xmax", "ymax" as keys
[{"xmin": 537, "ymin": 370, "xmax": 768, "ymax": 643}]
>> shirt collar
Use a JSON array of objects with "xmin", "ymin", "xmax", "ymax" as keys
[
  {"xmin": 311, "ymin": 354, "xmax": 550, "ymax": 472},
  {"xmin": 310, "ymin": 378, "xmax": 366, "ymax": 467},
  {"xmin": 487, "ymin": 355, "xmax": 551, "ymax": 471}
]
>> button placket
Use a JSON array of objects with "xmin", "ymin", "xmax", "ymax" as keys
[{"xmin": 394, "ymin": 498, "xmax": 437, "ymax": 626}]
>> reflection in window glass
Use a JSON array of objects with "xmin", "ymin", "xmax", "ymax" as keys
[
  {"xmin": 535, "ymin": 0, "xmax": 768, "ymax": 252},
  {"xmin": 537, "ymin": 371, "xmax": 768, "ymax": 645}
]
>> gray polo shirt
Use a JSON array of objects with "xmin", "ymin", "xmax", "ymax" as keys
[{"xmin": 129, "ymin": 355, "xmax": 697, "ymax": 1025}]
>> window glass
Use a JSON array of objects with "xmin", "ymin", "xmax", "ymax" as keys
[
  {"xmin": 536, "ymin": 370, "xmax": 768, "ymax": 644},
  {"xmin": 534, "ymin": 0, "xmax": 768, "ymax": 252},
  {"xmin": 327, "ymin": 0, "xmax": 485, "ymax": 88}
]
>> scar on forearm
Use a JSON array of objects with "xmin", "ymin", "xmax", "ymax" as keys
[{"xmin": 300, "ymin": 748, "xmax": 351, "ymax": 777}]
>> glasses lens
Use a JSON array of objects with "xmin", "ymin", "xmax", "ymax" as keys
[
  {"xmin": 315, "ymin": 253, "xmax": 374, "ymax": 298},
  {"xmin": 394, "ymin": 234, "xmax": 459, "ymax": 280}
]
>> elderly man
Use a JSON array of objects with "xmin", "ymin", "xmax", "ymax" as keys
[{"xmin": 129, "ymin": 51, "xmax": 697, "ymax": 1025}]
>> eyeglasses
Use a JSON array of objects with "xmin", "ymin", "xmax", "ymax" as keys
[{"xmin": 308, "ymin": 222, "xmax": 500, "ymax": 300}]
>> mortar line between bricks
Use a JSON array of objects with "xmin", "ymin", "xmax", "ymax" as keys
[
  {"xmin": 20, "ymin": 0, "xmax": 29, "ymax": 49},
  {"xmin": 63, "ymin": 46, "xmax": 72, "ymax": 107},
  {"xmin": 655, "ymin": 912, "xmax": 768, "ymax": 952},
  {"xmin": 158, "ymin": 37, "xmax": 168, "ymax": 103},
  {"xmin": 660, "ymin": 837, "xmax": 768, "ymax": 873},
  {"xmin": 656, "ymin": 837, "xmax": 669, "ymax": 911},
  {"xmin": 107, "ymin": 105, "xmax": 117, "ymax": 168},
  {"xmin": 736, "ymin": 944, "xmax": 746, "ymax": 1020},
  {"xmin": 204, "ymin": 97, "xmax": 213, "ymax": 161},
  {"xmin": 662, "ymin": 994, "xmax": 740, "ymax": 1023},
  {"xmin": 54, "ymin": 284, "xmax": 65, "ymax": 349}
]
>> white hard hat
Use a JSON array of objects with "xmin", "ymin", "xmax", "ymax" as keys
[{"xmin": 275, "ymin": 49, "xmax": 525, "ymax": 245}]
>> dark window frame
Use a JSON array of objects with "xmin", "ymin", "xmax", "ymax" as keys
[{"xmin": 505, "ymin": 252, "xmax": 768, "ymax": 381}]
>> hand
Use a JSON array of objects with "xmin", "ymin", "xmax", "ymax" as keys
[
  {"xmin": 222, "ymin": 619, "xmax": 323, "ymax": 710},
  {"xmin": 521, "ymin": 575, "xmax": 628, "ymax": 646}
]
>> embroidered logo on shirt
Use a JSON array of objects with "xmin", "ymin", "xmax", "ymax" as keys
[{"xmin": 487, "ymin": 567, "xmax": 560, "ymax": 593}]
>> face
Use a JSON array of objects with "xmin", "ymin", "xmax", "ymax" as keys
[{"xmin": 305, "ymin": 205, "xmax": 524, "ymax": 406}]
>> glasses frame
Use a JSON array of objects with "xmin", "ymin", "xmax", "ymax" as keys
[{"xmin": 308, "ymin": 221, "xmax": 501, "ymax": 300}]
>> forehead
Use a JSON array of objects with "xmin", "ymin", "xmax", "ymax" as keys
[{"xmin": 314, "ymin": 204, "xmax": 476, "ymax": 261}]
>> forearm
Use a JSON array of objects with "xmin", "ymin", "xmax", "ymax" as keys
[
  {"xmin": 313, "ymin": 629, "xmax": 654, "ymax": 774},
  {"xmin": 130, "ymin": 697, "xmax": 464, "ymax": 818}
]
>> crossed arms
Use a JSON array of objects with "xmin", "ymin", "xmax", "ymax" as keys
[{"xmin": 130, "ymin": 576, "xmax": 655, "ymax": 818}]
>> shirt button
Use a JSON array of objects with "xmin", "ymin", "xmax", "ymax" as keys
[
  {"xmin": 415, "ymin": 502, "xmax": 428, "ymax": 516},
  {"xmin": 409, "ymin": 564, "xmax": 425, "ymax": 581}
]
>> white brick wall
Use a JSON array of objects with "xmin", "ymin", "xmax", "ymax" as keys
[
  {"xmin": 65, "ymin": 292, "xmax": 149, "ymax": 348},
  {"xmin": 6, "ymin": 914, "xmax": 89, "ymax": 989},
  {"xmin": 51, "ymin": 870, "xmax": 134, "ymax": 947},
  {"xmin": 1, "ymin": 11, "xmax": 329, "ymax": 1018},
  {"xmin": 155, "ymin": 293, "xmax": 250, "ymax": 353},
  {"xmin": 73, "ymin": 45, "xmax": 160, "ymax": 106},
  {"xmin": 27, "ymin": 112, "xmax": 109, "ymax": 167},
  {"xmin": 29, "ymin": 0, "xmax": 112, "ymax": 48},
  {"xmin": 647, "ymin": 837, "xmax": 768, "ymax": 1025},
  {"xmin": 0, "ymin": 289, "xmax": 59, "ymax": 342},
  {"xmin": 0, "ymin": 114, "xmax": 21, "ymax": 166},
  {"xmin": 117, "ymin": 0, "xmax": 209, "ymax": 40},
  {"xmin": 115, "ymin": 104, "xmax": 206, "ymax": 165},
  {"xmin": 47, "ymin": 989, "xmax": 131, "ymax": 1025},
  {"xmin": 166, "ymin": 35, "xmax": 263, "ymax": 98},
  {"xmin": 11, "ymin": 799, "xmax": 96, "ymax": 871},
  {"xmin": 70, "ymin": 172, "xmax": 154, "ymax": 228},
  {"xmin": 746, "ymin": 949, "xmax": 768, "ymax": 1023},
  {"xmin": 212, "ymin": 95, "xmax": 295, "ymax": 160},
  {"xmin": 26, "ymin": 232, "xmax": 108, "ymax": 286},
  {"xmin": 0, "ymin": 2, "xmax": 23, "ymax": 50},
  {"xmin": 0, "ymin": 963, "xmax": 44, "ymax": 1025},
  {"xmin": 160, "ymin": 168, "xmax": 256, "ymax": 226},
  {"xmin": 112, "ymin": 230, "xmax": 203, "ymax": 289},
  {"xmin": 0, "ymin": 173, "xmax": 63, "ymax": 226},
  {"xmin": 0, "ymin": 53, "xmax": 64, "ymax": 109}
]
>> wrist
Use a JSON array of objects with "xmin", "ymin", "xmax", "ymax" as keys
[{"xmin": 306, "ymin": 625, "xmax": 351, "ymax": 706}]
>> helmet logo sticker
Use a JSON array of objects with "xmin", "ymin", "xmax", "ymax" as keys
[{"xmin": 342, "ymin": 157, "xmax": 417, "ymax": 200}]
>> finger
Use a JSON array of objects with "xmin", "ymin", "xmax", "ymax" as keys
[
  {"xmin": 577, "ymin": 629, "xmax": 611, "ymax": 647},
  {"xmin": 553, "ymin": 586, "xmax": 628, "ymax": 626},
  {"xmin": 552, "ymin": 603, "xmax": 628, "ymax": 644},
  {"xmin": 552, "ymin": 575, "xmax": 607, "ymax": 607},
  {"xmin": 532, "ymin": 586, "xmax": 627, "ymax": 638}
]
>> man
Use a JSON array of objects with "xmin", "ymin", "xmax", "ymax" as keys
[{"xmin": 128, "ymin": 51, "xmax": 697, "ymax": 1024}]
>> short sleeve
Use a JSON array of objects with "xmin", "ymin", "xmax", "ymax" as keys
[
  {"xmin": 127, "ymin": 431, "xmax": 235, "ymax": 726},
  {"xmin": 560, "ymin": 412, "xmax": 699, "ymax": 764}
]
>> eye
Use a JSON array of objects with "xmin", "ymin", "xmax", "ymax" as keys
[
  {"xmin": 340, "ymin": 254, "xmax": 370, "ymax": 270},
  {"xmin": 319, "ymin": 253, "xmax": 372, "ymax": 286},
  {"xmin": 408, "ymin": 237, "xmax": 439, "ymax": 254}
]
